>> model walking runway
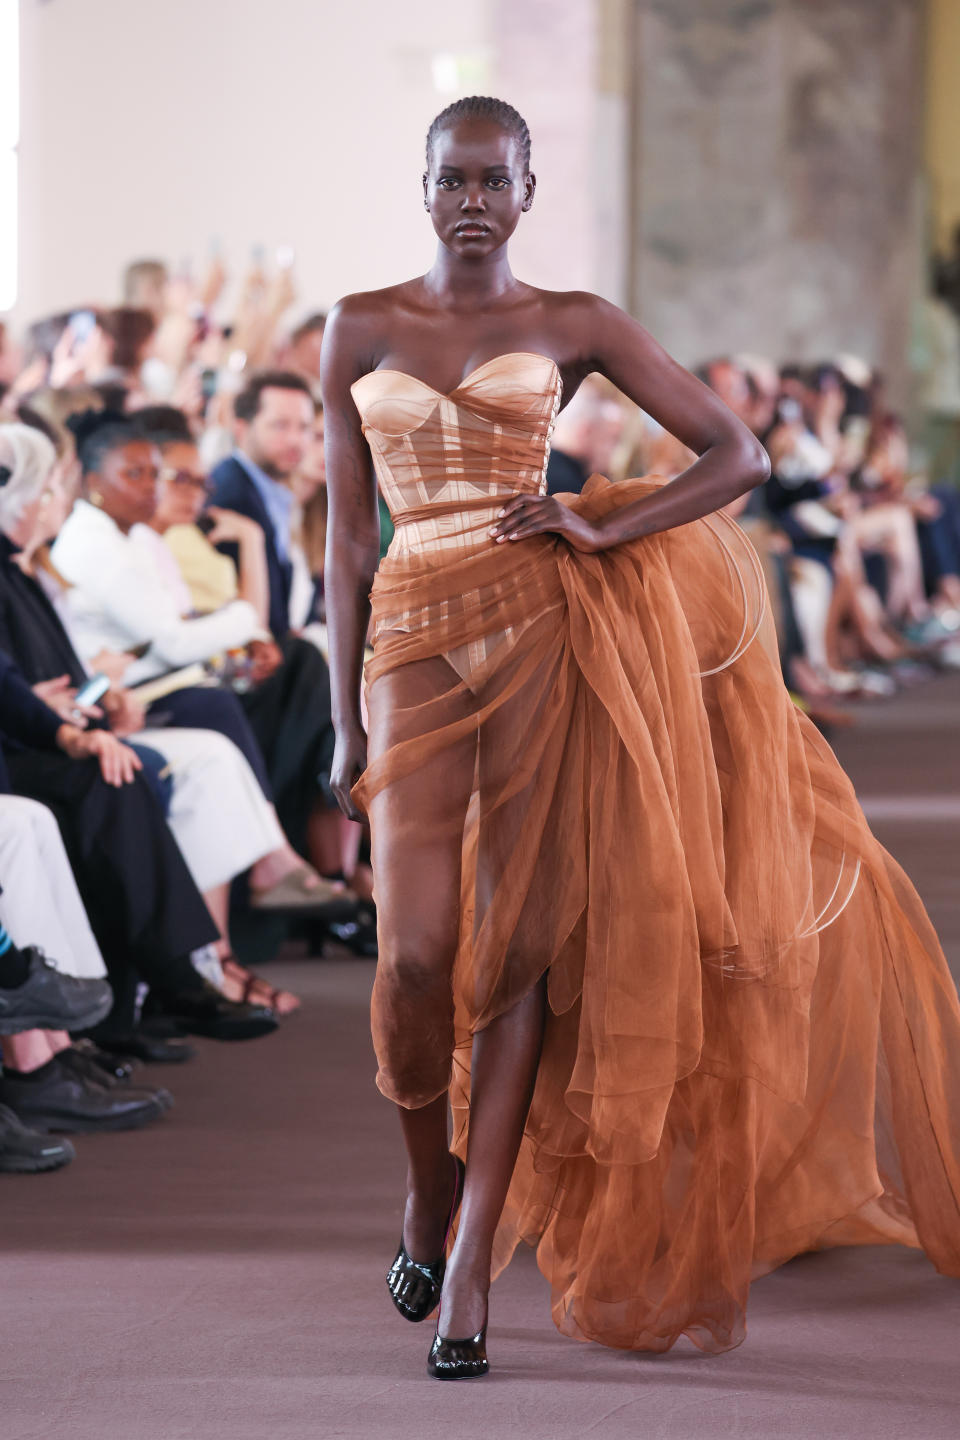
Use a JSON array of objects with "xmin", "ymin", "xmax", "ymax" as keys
[{"xmin": 321, "ymin": 96, "xmax": 960, "ymax": 1374}]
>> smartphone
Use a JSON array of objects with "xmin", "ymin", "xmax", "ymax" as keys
[
  {"xmin": 68, "ymin": 310, "xmax": 97, "ymax": 348},
  {"xmin": 73, "ymin": 673, "xmax": 110, "ymax": 709}
]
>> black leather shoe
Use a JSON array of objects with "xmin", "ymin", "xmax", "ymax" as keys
[
  {"xmin": 326, "ymin": 914, "xmax": 378, "ymax": 958},
  {"xmin": 427, "ymin": 1325, "xmax": 489, "ymax": 1380},
  {"xmin": 57, "ymin": 1045, "xmax": 174, "ymax": 1113},
  {"xmin": 0, "ymin": 1057, "xmax": 165, "ymax": 1133},
  {"xmin": 0, "ymin": 1102, "xmax": 75, "ymax": 1173},
  {"xmin": 387, "ymin": 1156, "xmax": 465, "ymax": 1322},
  {"xmin": 70, "ymin": 1039, "xmax": 136, "ymax": 1083},
  {"xmin": 0, "ymin": 950, "xmax": 113, "ymax": 1035},
  {"xmin": 96, "ymin": 1030, "xmax": 195, "ymax": 1064},
  {"xmin": 146, "ymin": 981, "xmax": 278, "ymax": 1042}
]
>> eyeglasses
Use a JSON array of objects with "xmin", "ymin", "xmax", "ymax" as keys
[{"xmin": 159, "ymin": 467, "xmax": 214, "ymax": 496}]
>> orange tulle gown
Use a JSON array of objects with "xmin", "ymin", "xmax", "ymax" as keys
[{"xmin": 350, "ymin": 352, "xmax": 960, "ymax": 1353}]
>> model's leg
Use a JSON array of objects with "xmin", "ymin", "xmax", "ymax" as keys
[
  {"xmin": 439, "ymin": 979, "xmax": 546, "ymax": 1338},
  {"xmin": 438, "ymin": 652, "xmax": 554, "ymax": 1340},
  {"xmin": 366, "ymin": 646, "xmax": 477, "ymax": 1262}
]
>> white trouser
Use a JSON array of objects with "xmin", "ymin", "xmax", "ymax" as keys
[
  {"xmin": 790, "ymin": 556, "xmax": 833, "ymax": 672},
  {"xmin": 0, "ymin": 795, "xmax": 106, "ymax": 978},
  {"xmin": 137, "ymin": 727, "xmax": 283, "ymax": 893}
]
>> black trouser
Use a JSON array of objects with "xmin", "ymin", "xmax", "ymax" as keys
[
  {"xmin": 239, "ymin": 636, "xmax": 336, "ymax": 856},
  {"xmin": 6, "ymin": 750, "xmax": 217, "ymax": 1026}
]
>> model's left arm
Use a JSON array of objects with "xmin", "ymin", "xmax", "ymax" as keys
[{"xmin": 492, "ymin": 295, "xmax": 770, "ymax": 551}]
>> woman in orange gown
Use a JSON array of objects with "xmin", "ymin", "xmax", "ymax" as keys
[{"xmin": 321, "ymin": 97, "xmax": 960, "ymax": 1379}]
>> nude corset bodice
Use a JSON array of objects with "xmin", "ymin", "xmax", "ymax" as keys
[
  {"xmin": 350, "ymin": 352, "xmax": 564, "ymax": 687},
  {"xmin": 350, "ymin": 352, "xmax": 562, "ymax": 559}
]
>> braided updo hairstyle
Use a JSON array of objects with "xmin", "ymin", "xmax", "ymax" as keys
[{"xmin": 425, "ymin": 96, "xmax": 532, "ymax": 173}]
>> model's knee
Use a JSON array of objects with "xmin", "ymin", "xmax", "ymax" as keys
[{"xmin": 378, "ymin": 936, "xmax": 455, "ymax": 995}]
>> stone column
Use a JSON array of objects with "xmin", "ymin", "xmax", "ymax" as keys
[{"xmin": 627, "ymin": 0, "xmax": 925, "ymax": 402}]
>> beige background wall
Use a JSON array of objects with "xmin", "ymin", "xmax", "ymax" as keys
[
  {"xmin": 11, "ymin": 0, "xmax": 609, "ymax": 331},
  {"xmin": 9, "ymin": 0, "xmax": 941, "ymax": 406}
]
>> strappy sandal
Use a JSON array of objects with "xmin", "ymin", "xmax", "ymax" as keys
[
  {"xmin": 220, "ymin": 957, "xmax": 301, "ymax": 1016},
  {"xmin": 249, "ymin": 865, "xmax": 354, "ymax": 913}
]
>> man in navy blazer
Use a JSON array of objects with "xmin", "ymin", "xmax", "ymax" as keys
[{"xmin": 209, "ymin": 369, "xmax": 317, "ymax": 639}]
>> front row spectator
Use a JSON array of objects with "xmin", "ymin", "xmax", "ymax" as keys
[
  {"xmin": 0, "ymin": 632, "xmax": 277, "ymax": 1052},
  {"xmin": 0, "ymin": 424, "xmax": 330, "ymax": 1012}
]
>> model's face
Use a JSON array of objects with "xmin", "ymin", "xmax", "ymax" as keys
[
  {"xmin": 238, "ymin": 387, "xmax": 314, "ymax": 480},
  {"xmin": 423, "ymin": 119, "xmax": 534, "ymax": 257},
  {"xmin": 156, "ymin": 440, "xmax": 210, "ymax": 530},
  {"xmin": 93, "ymin": 439, "xmax": 161, "ymax": 531}
]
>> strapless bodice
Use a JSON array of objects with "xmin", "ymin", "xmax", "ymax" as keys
[
  {"xmin": 351, "ymin": 352, "xmax": 564, "ymax": 687},
  {"xmin": 351, "ymin": 352, "xmax": 562, "ymax": 559}
]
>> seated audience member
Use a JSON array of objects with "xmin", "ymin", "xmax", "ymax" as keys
[
  {"xmin": 288, "ymin": 404, "xmax": 329, "ymax": 642},
  {"xmin": 47, "ymin": 410, "xmax": 349, "ymax": 899},
  {"xmin": 92, "ymin": 308, "xmax": 157, "ymax": 402},
  {"xmin": 208, "ymin": 370, "xmax": 314, "ymax": 638},
  {"xmin": 0, "ymin": 639, "xmax": 276, "ymax": 1053},
  {"xmin": 764, "ymin": 385, "xmax": 901, "ymax": 689},
  {"xmin": 0, "ymin": 423, "xmax": 320, "ymax": 1011},
  {"xmin": 735, "ymin": 353, "xmax": 781, "ymax": 439},
  {"xmin": 545, "ymin": 378, "xmax": 627, "ymax": 495},
  {"xmin": 135, "ymin": 404, "xmax": 271, "ymax": 625},
  {"xmin": 0, "ymin": 794, "xmax": 177, "ymax": 1146},
  {"xmin": 855, "ymin": 412, "xmax": 960, "ymax": 633},
  {"xmin": 137, "ymin": 411, "xmax": 357, "ymax": 886},
  {"xmin": 282, "ymin": 312, "xmax": 326, "ymax": 395}
]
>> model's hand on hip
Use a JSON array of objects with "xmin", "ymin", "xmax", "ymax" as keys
[{"xmin": 491, "ymin": 494, "xmax": 605, "ymax": 553}]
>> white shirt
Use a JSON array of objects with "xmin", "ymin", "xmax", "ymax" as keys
[{"xmin": 51, "ymin": 499, "xmax": 258, "ymax": 683}]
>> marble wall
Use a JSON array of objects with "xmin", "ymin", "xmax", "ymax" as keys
[{"xmin": 628, "ymin": 0, "xmax": 926, "ymax": 401}]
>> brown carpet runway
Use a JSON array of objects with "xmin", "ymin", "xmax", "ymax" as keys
[{"xmin": 3, "ymin": 677, "xmax": 960, "ymax": 1439}]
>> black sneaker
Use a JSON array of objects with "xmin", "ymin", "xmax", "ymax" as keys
[
  {"xmin": 0, "ymin": 949, "xmax": 113, "ymax": 1036},
  {"xmin": 0, "ymin": 1055, "xmax": 165, "ymax": 1133},
  {"xmin": 70, "ymin": 1039, "xmax": 136, "ymax": 1084},
  {"xmin": 58, "ymin": 1045, "xmax": 175, "ymax": 1114},
  {"xmin": 0, "ymin": 1103, "xmax": 75, "ymax": 1173}
]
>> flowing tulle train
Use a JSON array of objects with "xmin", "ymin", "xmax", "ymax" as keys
[{"xmin": 351, "ymin": 357, "xmax": 960, "ymax": 1353}]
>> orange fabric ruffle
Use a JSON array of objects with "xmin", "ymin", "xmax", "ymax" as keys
[{"xmin": 355, "ymin": 474, "xmax": 960, "ymax": 1354}]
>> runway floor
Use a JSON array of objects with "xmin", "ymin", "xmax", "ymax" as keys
[{"xmin": 4, "ymin": 676, "xmax": 960, "ymax": 1439}]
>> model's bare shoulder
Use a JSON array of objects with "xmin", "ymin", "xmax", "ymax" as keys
[
  {"xmin": 325, "ymin": 280, "xmax": 426, "ymax": 377},
  {"xmin": 509, "ymin": 287, "xmax": 625, "ymax": 386}
]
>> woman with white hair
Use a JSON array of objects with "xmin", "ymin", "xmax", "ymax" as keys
[{"xmin": 0, "ymin": 422, "xmax": 305, "ymax": 1015}]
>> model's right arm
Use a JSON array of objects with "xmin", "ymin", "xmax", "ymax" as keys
[{"xmin": 320, "ymin": 299, "xmax": 381, "ymax": 820}]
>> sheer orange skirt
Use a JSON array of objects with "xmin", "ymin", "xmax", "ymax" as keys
[{"xmin": 353, "ymin": 475, "xmax": 960, "ymax": 1354}]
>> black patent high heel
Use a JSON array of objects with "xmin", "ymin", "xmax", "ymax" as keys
[
  {"xmin": 386, "ymin": 1154, "xmax": 465, "ymax": 1323},
  {"xmin": 427, "ymin": 1302, "xmax": 489, "ymax": 1380}
]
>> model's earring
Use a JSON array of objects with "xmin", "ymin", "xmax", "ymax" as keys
[{"xmin": 89, "ymin": 491, "xmax": 104, "ymax": 508}]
